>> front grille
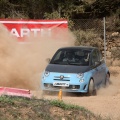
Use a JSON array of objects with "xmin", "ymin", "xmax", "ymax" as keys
[
  {"xmin": 53, "ymin": 79, "xmax": 70, "ymax": 81},
  {"xmin": 54, "ymin": 76, "xmax": 70, "ymax": 81}
]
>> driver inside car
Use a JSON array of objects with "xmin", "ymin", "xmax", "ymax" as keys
[{"xmin": 63, "ymin": 51, "xmax": 75, "ymax": 62}]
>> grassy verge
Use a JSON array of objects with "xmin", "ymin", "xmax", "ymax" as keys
[{"xmin": 0, "ymin": 96, "xmax": 110, "ymax": 120}]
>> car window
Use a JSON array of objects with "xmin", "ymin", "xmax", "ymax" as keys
[
  {"xmin": 53, "ymin": 51, "xmax": 62, "ymax": 61},
  {"xmin": 91, "ymin": 50, "xmax": 99, "ymax": 65},
  {"xmin": 96, "ymin": 49, "xmax": 104, "ymax": 61},
  {"xmin": 50, "ymin": 49, "xmax": 91, "ymax": 66},
  {"xmin": 98, "ymin": 50, "xmax": 103, "ymax": 61}
]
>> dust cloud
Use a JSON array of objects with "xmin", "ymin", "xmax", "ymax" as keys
[
  {"xmin": 0, "ymin": 22, "xmax": 119, "ymax": 98},
  {"xmin": 0, "ymin": 24, "xmax": 75, "ymax": 90},
  {"xmin": 97, "ymin": 67, "xmax": 120, "ymax": 96}
]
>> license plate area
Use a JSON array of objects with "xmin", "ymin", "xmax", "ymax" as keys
[{"xmin": 53, "ymin": 82, "xmax": 69, "ymax": 87}]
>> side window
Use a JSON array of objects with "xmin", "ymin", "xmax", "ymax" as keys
[
  {"xmin": 99, "ymin": 50, "xmax": 103, "ymax": 61},
  {"xmin": 96, "ymin": 50, "xmax": 100, "ymax": 61},
  {"xmin": 92, "ymin": 50, "xmax": 99, "ymax": 65},
  {"xmin": 96, "ymin": 49, "xmax": 103, "ymax": 61}
]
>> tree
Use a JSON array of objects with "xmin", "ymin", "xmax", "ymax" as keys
[
  {"xmin": 43, "ymin": 0, "xmax": 86, "ymax": 19},
  {"xmin": 90, "ymin": 0, "xmax": 120, "ymax": 18},
  {"xmin": 0, "ymin": 0, "xmax": 119, "ymax": 19}
]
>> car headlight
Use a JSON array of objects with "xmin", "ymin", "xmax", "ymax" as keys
[
  {"xmin": 79, "ymin": 79, "xmax": 84, "ymax": 83},
  {"xmin": 44, "ymin": 71, "xmax": 50, "ymax": 77},
  {"xmin": 77, "ymin": 73, "xmax": 84, "ymax": 78}
]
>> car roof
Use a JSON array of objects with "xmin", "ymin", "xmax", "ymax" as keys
[{"xmin": 58, "ymin": 46, "xmax": 98, "ymax": 51}]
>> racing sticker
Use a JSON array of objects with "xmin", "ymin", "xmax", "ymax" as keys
[{"xmin": 53, "ymin": 82, "xmax": 69, "ymax": 87}]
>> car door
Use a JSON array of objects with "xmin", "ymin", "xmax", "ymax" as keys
[
  {"xmin": 96, "ymin": 49, "xmax": 106, "ymax": 82},
  {"xmin": 91, "ymin": 49, "xmax": 101, "ymax": 86}
]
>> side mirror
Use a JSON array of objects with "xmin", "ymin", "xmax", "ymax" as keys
[
  {"xmin": 100, "ymin": 58, "xmax": 104, "ymax": 62},
  {"xmin": 95, "ymin": 61, "xmax": 101, "ymax": 66},
  {"xmin": 46, "ymin": 58, "xmax": 51, "ymax": 63}
]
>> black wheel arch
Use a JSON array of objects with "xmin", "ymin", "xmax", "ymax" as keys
[{"xmin": 107, "ymin": 71, "xmax": 110, "ymax": 77}]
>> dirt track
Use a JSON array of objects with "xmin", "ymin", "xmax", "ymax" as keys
[{"xmin": 32, "ymin": 67, "xmax": 120, "ymax": 120}]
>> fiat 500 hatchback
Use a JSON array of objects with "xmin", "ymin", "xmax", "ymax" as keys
[{"xmin": 41, "ymin": 46, "xmax": 110, "ymax": 95}]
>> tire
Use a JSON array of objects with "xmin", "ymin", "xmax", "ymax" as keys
[{"xmin": 88, "ymin": 79, "xmax": 96, "ymax": 96}]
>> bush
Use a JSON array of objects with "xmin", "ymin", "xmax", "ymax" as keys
[
  {"xmin": 111, "ymin": 47, "xmax": 120, "ymax": 60},
  {"xmin": 74, "ymin": 29, "xmax": 101, "ymax": 47},
  {"xmin": 106, "ymin": 15, "xmax": 120, "ymax": 32}
]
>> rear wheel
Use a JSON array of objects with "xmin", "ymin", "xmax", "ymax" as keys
[{"xmin": 88, "ymin": 79, "xmax": 96, "ymax": 96}]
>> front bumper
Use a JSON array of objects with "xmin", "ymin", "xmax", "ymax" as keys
[
  {"xmin": 41, "ymin": 72, "xmax": 90, "ymax": 93},
  {"xmin": 42, "ymin": 82, "xmax": 88, "ymax": 93}
]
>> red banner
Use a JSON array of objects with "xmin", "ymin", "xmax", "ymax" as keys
[{"xmin": 0, "ymin": 19, "xmax": 68, "ymax": 39}]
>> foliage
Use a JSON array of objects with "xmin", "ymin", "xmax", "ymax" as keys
[
  {"xmin": 89, "ymin": 0, "xmax": 120, "ymax": 18},
  {"xmin": 0, "ymin": 0, "xmax": 119, "ymax": 19},
  {"xmin": 74, "ymin": 29, "xmax": 99, "ymax": 46},
  {"xmin": 111, "ymin": 47, "xmax": 120, "ymax": 60},
  {"xmin": 106, "ymin": 15, "xmax": 120, "ymax": 32},
  {"xmin": 43, "ymin": 0, "xmax": 85, "ymax": 19}
]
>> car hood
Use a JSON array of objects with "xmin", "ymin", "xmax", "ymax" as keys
[{"xmin": 45, "ymin": 64, "xmax": 91, "ymax": 73}]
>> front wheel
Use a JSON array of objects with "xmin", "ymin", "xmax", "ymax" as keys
[{"xmin": 87, "ymin": 79, "xmax": 96, "ymax": 96}]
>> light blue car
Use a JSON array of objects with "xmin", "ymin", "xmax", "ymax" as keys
[{"xmin": 41, "ymin": 46, "xmax": 110, "ymax": 95}]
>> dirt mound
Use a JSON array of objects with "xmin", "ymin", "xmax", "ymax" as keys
[{"xmin": 0, "ymin": 96, "xmax": 104, "ymax": 120}]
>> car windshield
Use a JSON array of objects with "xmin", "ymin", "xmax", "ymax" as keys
[{"xmin": 50, "ymin": 49, "xmax": 91, "ymax": 66}]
